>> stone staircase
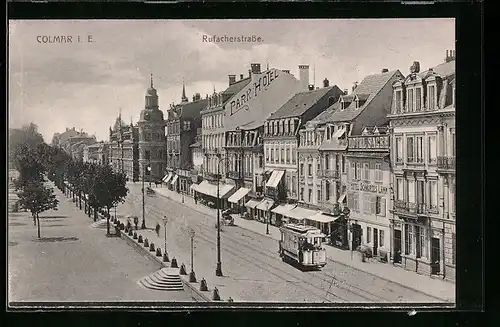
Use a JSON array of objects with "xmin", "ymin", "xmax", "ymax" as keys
[
  {"xmin": 139, "ymin": 268, "xmax": 185, "ymax": 291},
  {"xmin": 90, "ymin": 219, "xmax": 108, "ymax": 229}
]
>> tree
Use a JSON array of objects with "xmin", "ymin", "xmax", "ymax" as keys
[
  {"xmin": 13, "ymin": 144, "xmax": 45, "ymax": 192},
  {"xmin": 17, "ymin": 180, "xmax": 59, "ymax": 238},
  {"xmin": 92, "ymin": 165, "xmax": 128, "ymax": 234},
  {"xmin": 9, "ymin": 123, "xmax": 45, "ymax": 166}
]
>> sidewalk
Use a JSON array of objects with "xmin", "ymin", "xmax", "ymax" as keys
[{"xmin": 152, "ymin": 185, "xmax": 455, "ymax": 302}]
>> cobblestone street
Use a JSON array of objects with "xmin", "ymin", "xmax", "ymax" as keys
[{"xmin": 8, "ymin": 183, "xmax": 193, "ymax": 303}]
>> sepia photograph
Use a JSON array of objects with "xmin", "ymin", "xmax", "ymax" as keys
[{"xmin": 8, "ymin": 19, "xmax": 456, "ymax": 306}]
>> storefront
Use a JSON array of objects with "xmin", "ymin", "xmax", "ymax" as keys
[
  {"xmin": 245, "ymin": 198, "xmax": 262, "ymax": 220},
  {"xmin": 271, "ymin": 204, "xmax": 296, "ymax": 226},
  {"xmin": 228, "ymin": 187, "xmax": 251, "ymax": 214},
  {"xmin": 282, "ymin": 206, "xmax": 319, "ymax": 225},
  {"xmin": 255, "ymin": 198, "xmax": 275, "ymax": 223},
  {"xmin": 177, "ymin": 169, "xmax": 192, "ymax": 194},
  {"xmin": 306, "ymin": 212, "xmax": 339, "ymax": 243},
  {"xmin": 193, "ymin": 180, "xmax": 235, "ymax": 209}
]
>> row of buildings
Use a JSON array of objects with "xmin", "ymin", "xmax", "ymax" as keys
[{"xmin": 56, "ymin": 50, "xmax": 456, "ymax": 282}]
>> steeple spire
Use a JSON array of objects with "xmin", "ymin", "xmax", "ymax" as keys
[
  {"xmin": 181, "ymin": 79, "xmax": 188, "ymax": 103},
  {"xmin": 150, "ymin": 74, "xmax": 154, "ymax": 88}
]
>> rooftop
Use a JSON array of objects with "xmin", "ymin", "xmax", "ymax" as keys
[
  {"xmin": 322, "ymin": 70, "xmax": 401, "ymax": 123},
  {"xmin": 270, "ymin": 86, "xmax": 338, "ymax": 120},
  {"xmin": 170, "ymin": 98, "xmax": 208, "ymax": 121}
]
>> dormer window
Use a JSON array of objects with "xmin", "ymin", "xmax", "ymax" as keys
[
  {"xmin": 285, "ymin": 119, "xmax": 289, "ymax": 134},
  {"xmin": 264, "ymin": 122, "xmax": 269, "ymax": 135},
  {"xmin": 394, "ymin": 90, "xmax": 402, "ymax": 114},
  {"xmin": 407, "ymin": 88, "xmax": 414, "ymax": 112},
  {"xmin": 415, "ymin": 87, "xmax": 422, "ymax": 111},
  {"xmin": 427, "ymin": 85, "xmax": 436, "ymax": 110}
]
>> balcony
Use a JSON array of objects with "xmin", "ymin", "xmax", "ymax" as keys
[
  {"xmin": 394, "ymin": 200, "xmax": 437, "ymax": 215},
  {"xmin": 204, "ymin": 172, "xmax": 221, "ymax": 182},
  {"xmin": 437, "ymin": 156, "xmax": 455, "ymax": 170},
  {"xmin": 318, "ymin": 169, "xmax": 340, "ymax": 179}
]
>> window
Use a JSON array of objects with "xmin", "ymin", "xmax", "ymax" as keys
[
  {"xmin": 317, "ymin": 190, "xmax": 321, "ymax": 202},
  {"xmin": 375, "ymin": 163, "xmax": 382, "ymax": 181},
  {"xmin": 428, "ymin": 85, "xmax": 436, "ymax": 110},
  {"xmin": 416, "ymin": 226, "xmax": 427, "ymax": 258},
  {"xmin": 308, "ymin": 164, "xmax": 312, "ymax": 176},
  {"xmin": 308, "ymin": 189, "xmax": 312, "ymax": 202},
  {"xmin": 342, "ymin": 155, "xmax": 346, "ymax": 173},
  {"xmin": 449, "ymin": 178, "xmax": 455, "ymax": 215},
  {"xmin": 145, "ymin": 150, "xmax": 151, "ymax": 161},
  {"xmin": 300, "ymin": 163, "xmax": 304, "ymax": 176},
  {"xmin": 416, "ymin": 136, "xmax": 423, "ymax": 163},
  {"xmin": 300, "ymin": 188, "xmax": 304, "ymax": 201},
  {"xmin": 325, "ymin": 182, "xmax": 330, "ymax": 201},
  {"xmin": 325, "ymin": 155, "xmax": 330, "ymax": 170},
  {"xmin": 395, "ymin": 90, "xmax": 402, "ymax": 113},
  {"xmin": 397, "ymin": 178, "xmax": 404, "ymax": 200},
  {"xmin": 396, "ymin": 137, "xmax": 403, "ymax": 162},
  {"xmin": 292, "ymin": 149, "xmax": 297, "ymax": 164},
  {"xmin": 408, "ymin": 180, "xmax": 415, "ymax": 203},
  {"xmin": 367, "ymin": 227, "xmax": 372, "ymax": 243},
  {"xmin": 415, "ymin": 87, "xmax": 422, "ymax": 111},
  {"xmin": 417, "ymin": 181, "xmax": 425, "ymax": 209},
  {"xmin": 376, "ymin": 196, "xmax": 386, "ymax": 216},
  {"xmin": 259, "ymin": 156, "xmax": 263, "ymax": 168},
  {"xmin": 356, "ymin": 163, "xmax": 361, "ymax": 181},
  {"xmin": 407, "ymin": 137, "xmax": 414, "ymax": 162},
  {"xmin": 353, "ymin": 193, "xmax": 359, "ymax": 212},
  {"xmin": 285, "ymin": 121, "xmax": 289, "ymax": 134},
  {"xmin": 266, "ymin": 148, "xmax": 270, "ymax": 162},
  {"xmin": 363, "ymin": 194, "xmax": 372, "ymax": 214},
  {"xmin": 317, "ymin": 162, "xmax": 321, "ymax": 172},
  {"xmin": 407, "ymin": 88, "xmax": 414, "ymax": 112},
  {"xmin": 428, "ymin": 135, "xmax": 437, "ymax": 163},
  {"xmin": 363, "ymin": 163, "xmax": 370, "ymax": 181},
  {"xmin": 451, "ymin": 131, "xmax": 456, "ymax": 157},
  {"xmin": 286, "ymin": 148, "xmax": 290, "ymax": 163},
  {"xmin": 270, "ymin": 148, "xmax": 274, "ymax": 161},
  {"xmin": 379, "ymin": 230, "xmax": 385, "ymax": 248},
  {"xmin": 292, "ymin": 175, "xmax": 297, "ymax": 194},
  {"xmin": 405, "ymin": 224, "xmax": 413, "ymax": 255}
]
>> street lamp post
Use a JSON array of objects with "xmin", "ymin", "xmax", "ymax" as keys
[
  {"xmin": 141, "ymin": 163, "xmax": 151, "ymax": 230},
  {"xmin": 266, "ymin": 201, "xmax": 270, "ymax": 235},
  {"xmin": 188, "ymin": 227, "xmax": 196, "ymax": 282},
  {"xmin": 163, "ymin": 216, "xmax": 168, "ymax": 259},
  {"xmin": 215, "ymin": 155, "xmax": 229, "ymax": 277}
]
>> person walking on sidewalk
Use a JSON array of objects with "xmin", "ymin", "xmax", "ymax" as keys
[
  {"xmin": 155, "ymin": 222, "xmax": 161, "ymax": 237},
  {"xmin": 194, "ymin": 195, "xmax": 198, "ymax": 205}
]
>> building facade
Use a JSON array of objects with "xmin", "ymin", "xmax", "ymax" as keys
[
  {"xmin": 84, "ymin": 142, "xmax": 109, "ymax": 165},
  {"xmin": 388, "ymin": 52, "xmax": 455, "ymax": 282},
  {"xmin": 165, "ymin": 86, "xmax": 207, "ymax": 193},
  {"xmin": 109, "ymin": 115, "xmax": 139, "ymax": 182},
  {"xmin": 264, "ymin": 80, "xmax": 344, "ymax": 226},
  {"xmin": 345, "ymin": 126, "xmax": 392, "ymax": 262},
  {"xmin": 137, "ymin": 75, "xmax": 166, "ymax": 182}
]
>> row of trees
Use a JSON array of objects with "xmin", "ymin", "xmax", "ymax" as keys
[{"xmin": 10, "ymin": 123, "xmax": 129, "ymax": 237}]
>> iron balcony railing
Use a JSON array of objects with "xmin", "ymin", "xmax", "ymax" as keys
[
  {"xmin": 394, "ymin": 200, "xmax": 438, "ymax": 215},
  {"xmin": 437, "ymin": 156, "xmax": 456, "ymax": 170},
  {"xmin": 318, "ymin": 169, "xmax": 340, "ymax": 179},
  {"xmin": 227, "ymin": 171, "xmax": 241, "ymax": 179}
]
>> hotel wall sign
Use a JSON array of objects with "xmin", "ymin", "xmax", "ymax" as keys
[
  {"xmin": 350, "ymin": 182, "xmax": 388, "ymax": 194},
  {"xmin": 230, "ymin": 70, "xmax": 280, "ymax": 116}
]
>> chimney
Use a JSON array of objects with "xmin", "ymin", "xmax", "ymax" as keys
[
  {"xmin": 381, "ymin": 68, "xmax": 389, "ymax": 73},
  {"xmin": 282, "ymin": 70, "xmax": 290, "ymax": 74},
  {"xmin": 240, "ymin": 74, "xmax": 244, "ymax": 80},
  {"xmin": 410, "ymin": 61, "xmax": 420, "ymax": 74},
  {"xmin": 228, "ymin": 74, "xmax": 236, "ymax": 85},
  {"xmin": 343, "ymin": 89, "xmax": 348, "ymax": 95},
  {"xmin": 323, "ymin": 78, "xmax": 330, "ymax": 88},
  {"xmin": 445, "ymin": 49, "xmax": 456, "ymax": 63},
  {"xmin": 250, "ymin": 63, "xmax": 261, "ymax": 74},
  {"xmin": 298, "ymin": 65, "xmax": 310, "ymax": 91}
]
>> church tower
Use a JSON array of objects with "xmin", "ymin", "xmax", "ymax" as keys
[
  {"xmin": 137, "ymin": 74, "xmax": 166, "ymax": 182},
  {"xmin": 181, "ymin": 80, "xmax": 188, "ymax": 103}
]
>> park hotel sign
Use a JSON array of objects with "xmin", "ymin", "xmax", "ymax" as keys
[{"xmin": 350, "ymin": 182, "xmax": 388, "ymax": 195}]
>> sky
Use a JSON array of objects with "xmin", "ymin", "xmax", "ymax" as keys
[{"xmin": 8, "ymin": 19, "xmax": 455, "ymax": 143}]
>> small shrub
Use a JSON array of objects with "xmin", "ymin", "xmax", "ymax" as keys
[
  {"xmin": 138, "ymin": 235, "xmax": 143, "ymax": 243},
  {"xmin": 144, "ymin": 238, "xmax": 149, "ymax": 247},
  {"xmin": 133, "ymin": 232, "xmax": 138, "ymax": 239},
  {"xmin": 156, "ymin": 248, "xmax": 162, "ymax": 257},
  {"xmin": 149, "ymin": 243, "xmax": 155, "ymax": 251}
]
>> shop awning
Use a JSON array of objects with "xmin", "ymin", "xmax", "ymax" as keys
[
  {"xmin": 219, "ymin": 184, "xmax": 236, "ymax": 198},
  {"xmin": 163, "ymin": 173, "xmax": 173, "ymax": 183},
  {"xmin": 256, "ymin": 198, "xmax": 274, "ymax": 211},
  {"xmin": 284, "ymin": 206, "xmax": 320, "ymax": 220},
  {"xmin": 308, "ymin": 212, "xmax": 339, "ymax": 224},
  {"xmin": 194, "ymin": 181, "xmax": 234, "ymax": 198},
  {"xmin": 245, "ymin": 199, "xmax": 261, "ymax": 209},
  {"xmin": 170, "ymin": 175, "xmax": 179, "ymax": 185},
  {"xmin": 265, "ymin": 170, "xmax": 285, "ymax": 188},
  {"xmin": 338, "ymin": 192, "xmax": 347, "ymax": 203},
  {"xmin": 271, "ymin": 204, "xmax": 297, "ymax": 215},
  {"xmin": 228, "ymin": 187, "xmax": 251, "ymax": 204},
  {"xmin": 195, "ymin": 181, "xmax": 215, "ymax": 196}
]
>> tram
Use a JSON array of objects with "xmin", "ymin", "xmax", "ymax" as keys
[{"xmin": 278, "ymin": 223, "xmax": 327, "ymax": 269}]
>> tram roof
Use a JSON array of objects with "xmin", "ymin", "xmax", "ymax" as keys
[{"xmin": 280, "ymin": 223, "xmax": 324, "ymax": 237}]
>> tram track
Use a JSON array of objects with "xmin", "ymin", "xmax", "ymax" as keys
[
  {"xmin": 123, "ymin": 189, "xmax": 448, "ymax": 303},
  {"xmin": 125, "ymin": 191, "xmax": 378, "ymax": 302}
]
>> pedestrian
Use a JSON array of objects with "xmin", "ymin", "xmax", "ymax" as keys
[
  {"xmin": 155, "ymin": 222, "xmax": 161, "ymax": 237},
  {"xmin": 194, "ymin": 196, "xmax": 198, "ymax": 205}
]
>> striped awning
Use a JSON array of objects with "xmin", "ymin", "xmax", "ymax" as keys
[
  {"xmin": 284, "ymin": 206, "xmax": 320, "ymax": 221},
  {"xmin": 163, "ymin": 173, "xmax": 173, "ymax": 183},
  {"xmin": 245, "ymin": 199, "xmax": 261, "ymax": 209},
  {"xmin": 265, "ymin": 170, "xmax": 285, "ymax": 188},
  {"xmin": 170, "ymin": 175, "xmax": 179, "ymax": 185},
  {"xmin": 308, "ymin": 212, "xmax": 339, "ymax": 224},
  {"xmin": 228, "ymin": 187, "xmax": 251, "ymax": 204},
  {"xmin": 256, "ymin": 198, "xmax": 274, "ymax": 211},
  {"xmin": 271, "ymin": 204, "xmax": 296, "ymax": 216}
]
